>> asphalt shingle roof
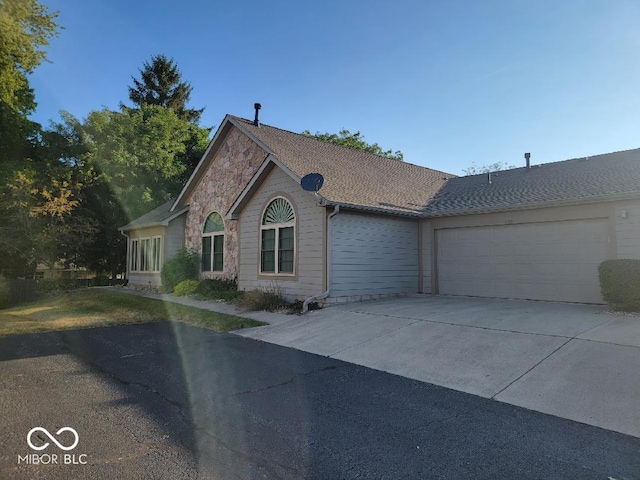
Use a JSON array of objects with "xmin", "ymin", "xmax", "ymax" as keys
[
  {"xmin": 120, "ymin": 199, "xmax": 184, "ymax": 231},
  {"xmin": 423, "ymin": 148, "xmax": 640, "ymax": 216},
  {"xmin": 231, "ymin": 116, "xmax": 455, "ymax": 215}
]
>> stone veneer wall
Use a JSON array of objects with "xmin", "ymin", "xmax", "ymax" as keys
[{"xmin": 184, "ymin": 126, "xmax": 266, "ymax": 278}]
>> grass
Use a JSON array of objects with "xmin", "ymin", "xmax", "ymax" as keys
[{"xmin": 0, "ymin": 288, "xmax": 266, "ymax": 337}]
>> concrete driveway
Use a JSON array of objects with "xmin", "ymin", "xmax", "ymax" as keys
[{"xmin": 236, "ymin": 295, "xmax": 640, "ymax": 438}]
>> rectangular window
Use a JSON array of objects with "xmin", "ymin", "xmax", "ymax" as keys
[
  {"xmin": 151, "ymin": 236, "xmax": 162, "ymax": 272},
  {"xmin": 202, "ymin": 234, "xmax": 224, "ymax": 272},
  {"xmin": 261, "ymin": 229, "xmax": 276, "ymax": 273},
  {"xmin": 213, "ymin": 235, "xmax": 224, "ymax": 272},
  {"xmin": 278, "ymin": 227, "xmax": 294, "ymax": 273},
  {"xmin": 202, "ymin": 236, "xmax": 212, "ymax": 272},
  {"xmin": 140, "ymin": 238, "xmax": 151, "ymax": 272},
  {"xmin": 131, "ymin": 239, "xmax": 139, "ymax": 272}
]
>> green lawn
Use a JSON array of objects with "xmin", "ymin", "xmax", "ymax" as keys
[{"xmin": 0, "ymin": 289, "xmax": 266, "ymax": 337}]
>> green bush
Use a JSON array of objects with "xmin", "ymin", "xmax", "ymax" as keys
[
  {"xmin": 174, "ymin": 279, "xmax": 200, "ymax": 297},
  {"xmin": 195, "ymin": 277, "xmax": 239, "ymax": 301},
  {"xmin": 237, "ymin": 285, "xmax": 287, "ymax": 312},
  {"xmin": 161, "ymin": 249, "xmax": 199, "ymax": 293},
  {"xmin": 598, "ymin": 259, "xmax": 640, "ymax": 311}
]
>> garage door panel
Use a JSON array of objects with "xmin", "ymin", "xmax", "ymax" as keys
[{"xmin": 436, "ymin": 219, "xmax": 608, "ymax": 303}]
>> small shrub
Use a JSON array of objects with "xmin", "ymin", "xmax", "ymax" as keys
[
  {"xmin": 174, "ymin": 279, "xmax": 200, "ymax": 297},
  {"xmin": 598, "ymin": 259, "xmax": 640, "ymax": 311},
  {"xmin": 237, "ymin": 285, "xmax": 287, "ymax": 312},
  {"xmin": 194, "ymin": 277, "xmax": 240, "ymax": 302},
  {"xmin": 161, "ymin": 249, "xmax": 199, "ymax": 293}
]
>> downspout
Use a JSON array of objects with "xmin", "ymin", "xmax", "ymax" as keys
[{"xmin": 302, "ymin": 205, "xmax": 340, "ymax": 313}]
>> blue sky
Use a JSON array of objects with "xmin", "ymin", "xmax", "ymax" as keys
[{"xmin": 30, "ymin": 0, "xmax": 640, "ymax": 175}]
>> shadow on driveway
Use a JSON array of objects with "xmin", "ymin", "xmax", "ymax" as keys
[{"xmin": 2, "ymin": 321, "xmax": 640, "ymax": 479}]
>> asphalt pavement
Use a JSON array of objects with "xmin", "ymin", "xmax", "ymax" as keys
[{"xmin": 1, "ymin": 322, "xmax": 640, "ymax": 479}]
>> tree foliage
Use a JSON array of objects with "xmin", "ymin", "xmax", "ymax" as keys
[
  {"xmin": 0, "ymin": 0, "xmax": 60, "ymax": 114},
  {"xmin": 302, "ymin": 129, "xmax": 404, "ymax": 161},
  {"xmin": 462, "ymin": 161, "xmax": 516, "ymax": 175},
  {"xmin": 49, "ymin": 105, "xmax": 209, "ymax": 278},
  {"xmin": 0, "ymin": 0, "xmax": 88, "ymax": 278},
  {"xmin": 0, "ymin": 132, "xmax": 96, "ymax": 278},
  {"xmin": 79, "ymin": 105, "xmax": 208, "ymax": 220},
  {"xmin": 127, "ymin": 54, "xmax": 204, "ymax": 123}
]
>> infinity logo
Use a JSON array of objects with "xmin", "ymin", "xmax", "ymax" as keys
[{"xmin": 27, "ymin": 427, "xmax": 79, "ymax": 451}]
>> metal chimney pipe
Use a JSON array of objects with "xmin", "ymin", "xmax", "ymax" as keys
[
  {"xmin": 525, "ymin": 152, "xmax": 531, "ymax": 169},
  {"xmin": 253, "ymin": 103, "xmax": 261, "ymax": 127}
]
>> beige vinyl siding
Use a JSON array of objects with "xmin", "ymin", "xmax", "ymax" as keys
[
  {"xmin": 165, "ymin": 215, "xmax": 186, "ymax": 261},
  {"xmin": 615, "ymin": 201, "xmax": 640, "ymax": 259},
  {"xmin": 238, "ymin": 166, "xmax": 324, "ymax": 299},
  {"xmin": 331, "ymin": 213, "xmax": 419, "ymax": 297},
  {"xmin": 420, "ymin": 220, "xmax": 433, "ymax": 294}
]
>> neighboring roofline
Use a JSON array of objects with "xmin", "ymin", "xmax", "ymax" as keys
[
  {"xmin": 119, "ymin": 205, "xmax": 189, "ymax": 233},
  {"xmin": 172, "ymin": 115, "xmax": 280, "ymax": 211},
  {"xmin": 227, "ymin": 154, "xmax": 313, "ymax": 219},
  {"xmin": 423, "ymin": 191, "xmax": 640, "ymax": 219}
]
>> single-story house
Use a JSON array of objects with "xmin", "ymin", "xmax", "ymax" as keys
[{"xmin": 120, "ymin": 108, "xmax": 640, "ymax": 305}]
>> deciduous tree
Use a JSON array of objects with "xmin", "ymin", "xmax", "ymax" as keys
[
  {"xmin": 302, "ymin": 129, "xmax": 404, "ymax": 161},
  {"xmin": 462, "ymin": 161, "xmax": 516, "ymax": 175}
]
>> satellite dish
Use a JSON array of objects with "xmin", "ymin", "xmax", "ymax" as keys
[{"xmin": 300, "ymin": 173, "xmax": 324, "ymax": 193}]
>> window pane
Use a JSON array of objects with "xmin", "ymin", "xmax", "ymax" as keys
[
  {"xmin": 213, "ymin": 235, "xmax": 224, "ymax": 271},
  {"xmin": 279, "ymin": 227, "xmax": 294, "ymax": 249},
  {"xmin": 131, "ymin": 240, "xmax": 138, "ymax": 271},
  {"xmin": 140, "ymin": 239, "xmax": 151, "ymax": 272},
  {"xmin": 203, "ymin": 212, "xmax": 224, "ymax": 233},
  {"xmin": 278, "ymin": 227, "xmax": 294, "ymax": 273},
  {"xmin": 202, "ymin": 236, "xmax": 212, "ymax": 271},
  {"xmin": 261, "ymin": 229, "xmax": 275, "ymax": 250},
  {"xmin": 261, "ymin": 229, "xmax": 275, "ymax": 272},
  {"xmin": 152, "ymin": 237, "xmax": 161, "ymax": 271}
]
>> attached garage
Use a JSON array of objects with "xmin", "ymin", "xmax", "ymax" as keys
[
  {"xmin": 331, "ymin": 212, "xmax": 419, "ymax": 298},
  {"xmin": 435, "ymin": 218, "xmax": 610, "ymax": 304}
]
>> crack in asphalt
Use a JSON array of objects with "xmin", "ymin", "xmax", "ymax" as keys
[
  {"xmin": 231, "ymin": 364, "xmax": 346, "ymax": 397},
  {"xmin": 52, "ymin": 332, "xmax": 331, "ymax": 479}
]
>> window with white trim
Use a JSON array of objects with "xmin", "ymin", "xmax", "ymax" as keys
[
  {"xmin": 131, "ymin": 236, "xmax": 161, "ymax": 273},
  {"xmin": 131, "ymin": 239, "xmax": 139, "ymax": 272},
  {"xmin": 202, "ymin": 212, "xmax": 224, "ymax": 272},
  {"xmin": 140, "ymin": 238, "xmax": 151, "ymax": 272},
  {"xmin": 151, "ymin": 236, "xmax": 162, "ymax": 272},
  {"xmin": 260, "ymin": 197, "xmax": 295, "ymax": 274}
]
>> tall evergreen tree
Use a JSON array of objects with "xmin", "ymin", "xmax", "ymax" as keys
[{"xmin": 127, "ymin": 54, "xmax": 204, "ymax": 123}]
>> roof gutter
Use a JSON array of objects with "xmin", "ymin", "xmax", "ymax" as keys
[
  {"xmin": 324, "ymin": 201, "xmax": 422, "ymax": 218},
  {"xmin": 302, "ymin": 205, "xmax": 340, "ymax": 313},
  {"xmin": 422, "ymin": 191, "xmax": 640, "ymax": 219}
]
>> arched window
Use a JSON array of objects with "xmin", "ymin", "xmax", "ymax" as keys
[
  {"xmin": 260, "ymin": 198, "xmax": 295, "ymax": 274},
  {"xmin": 202, "ymin": 212, "xmax": 224, "ymax": 272}
]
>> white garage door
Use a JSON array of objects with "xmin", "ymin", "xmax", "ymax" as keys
[{"xmin": 436, "ymin": 219, "xmax": 609, "ymax": 303}]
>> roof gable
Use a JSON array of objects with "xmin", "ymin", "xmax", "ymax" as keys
[
  {"xmin": 172, "ymin": 116, "xmax": 269, "ymax": 210},
  {"xmin": 227, "ymin": 116, "xmax": 455, "ymax": 215},
  {"xmin": 120, "ymin": 199, "xmax": 187, "ymax": 232}
]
